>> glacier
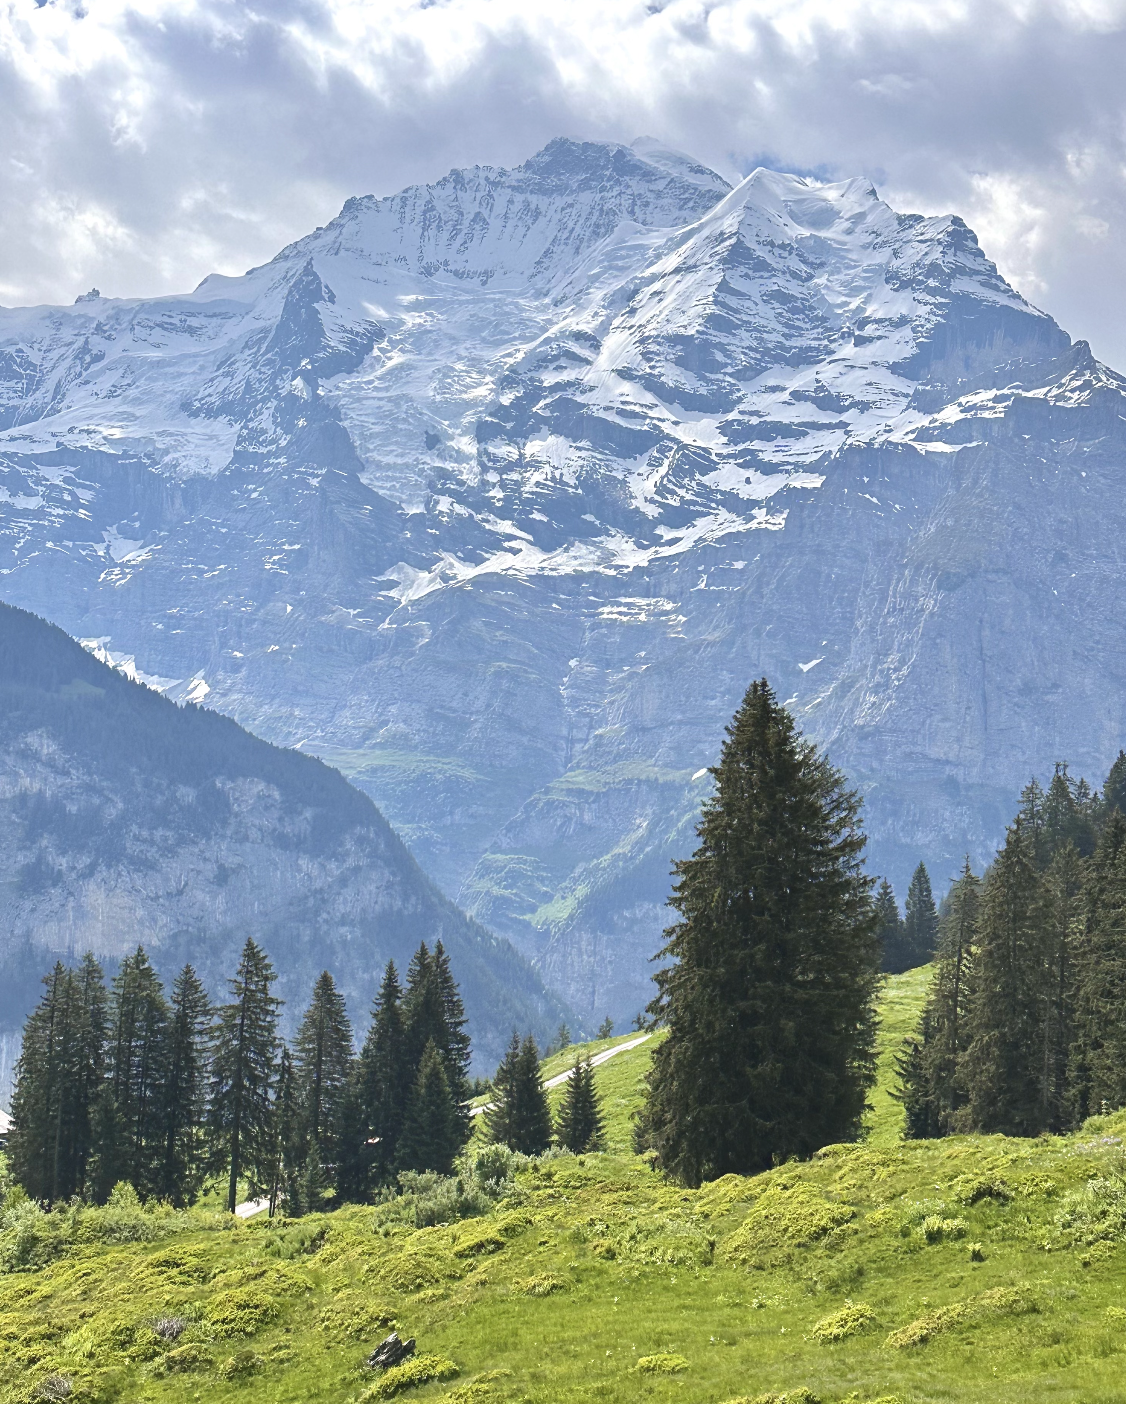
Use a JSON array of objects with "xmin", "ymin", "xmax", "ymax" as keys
[{"xmin": 1, "ymin": 136, "xmax": 1123, "ymax": 1024}]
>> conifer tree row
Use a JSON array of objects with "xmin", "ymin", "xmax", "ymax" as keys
[
  {"xmin": 899, "ymin": 756, "xmax": 1126, "ymax": 1137},
  {"xmin": 7, "ymin": 936, "xmax": 476, "ymax": 1211}
]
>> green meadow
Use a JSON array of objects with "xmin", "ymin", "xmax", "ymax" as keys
[{"xmin": 4, "ymin": 967, "xmax": 1126, "ymax": 1404}]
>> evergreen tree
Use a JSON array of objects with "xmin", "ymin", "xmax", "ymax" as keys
[
  {"xmin": 158, "ymin": 965, "xmax": 211, "ymax": 1206},
  {"xmin": 350, "ymin": 961, "xmax": 409, "ymax": 1191},
  {"xmin": 93, "ymin": 947, "xmax": 169, "ymax": 1201},
  {"xmin": 1035, "ymin": 842, "xmax": 1081, "ymax": 1129},
  {"xmin": 900, "ymin": 864, "xmax": 939, "ymax": 970},
  {"xmin": 960, "ymin": 822, "xmax": 1048, "ymax": 1135},
  {"xmin": 207, "ymin": 939, "xmax": 281, "ymax": 1213},
  {"xmin": 1070, "ymin": 811, "xmax": 1126, "ymax": 1119},
  {"xmin": 1103, "ymin": 751, "xmax": 1126, "ymax": 820},
  {"xmin": 396, "ymin": 1040, "xmax": 462, "ymax": 1175},
  {"xmin": 1043, "ymin": 764, "xmax": 1092, "ymax": 860},
  {"xmin": 555, "ymin": 1055, "xmax": 604, "ymax": 1152},
  {"xmin": 8, "ymin": 960, "xmax": 106, "ymax": 1203},
  {"xmin": 597, "ymin": 1017, "xmax": 614, "ymax": 1039},
  {"xmin": 431, "ymin": 942, "xmax": 473, "ymax": 1145},
  {"xmin": 269, "ymin": 1048, "xmax": 305, "ymax": 1216},
  {"xmin": 293, "ymin": 971, "xmax": 354, "ymax": 1191},
  {"xmin": 636, "ymin": 679, "xmax": 880, "ymax": 1184},
  {"xmin": 914, "ymin": 859, "xmax": 980, "ymax": 1133},
  {"xmin": 874, "ymin": 879, "xmax": 907, "ymax": 974},
  {"xmin": 402, "ymin": 943, "xmax": 440, "ymax": 1071},
  {"xmin": 401, "ymin": 941, "xmax": 471, "ymax": 1153},
  {"xmin": 892, "ymin": 1016, "xmax": 941, "ymax": 1140},
  {"xmin": 485, "ymin": 1033, "xmax": 553, "ymax": 1155}
]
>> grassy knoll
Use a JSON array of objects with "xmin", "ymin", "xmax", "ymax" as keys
[{"xmin": 6, "ymin": 967, "xmax": 1126, "ymax": 1404}]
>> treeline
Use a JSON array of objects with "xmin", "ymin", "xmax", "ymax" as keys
[
  {"xmin": 7, "ymin": 937, "xmax": 477, "ymax": 1212},
  {"xmin": 875, "ymin": 863, "xmax": 939, "ymax": 974},
  {"xmin": 899, "ymin": 756, "xmax": 1126, "ymax": 1138},
  {"xmin": 7, "ymin": 933, "xmax": 609, "ymax": 1212}
]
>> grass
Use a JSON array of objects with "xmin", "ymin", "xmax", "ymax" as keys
[
  {"xmin": 6, "ymin": 964, "xmax": 1126, "ymax": 1404},
  {"xmin": 865, "ymin": 966, "xmax": 933, "ymax": 1147}
]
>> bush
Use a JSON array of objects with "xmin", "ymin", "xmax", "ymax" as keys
[
  {"xmin": 218, "ymin": 1349, "xmax": 263, "ymax": 1380},
  {"xmin": 722, "ymin": 1392, "xmax": 819, "ymax": 1404},
  {"xmin": 150, "ymin": 1343, "xmax": 213, "ymax": 1376},
  {"xmin": 810, "ymin": 1302, "xmax": 876, "ymax": 1342},
  {"xmin": 514, "ymin": 1275, "xmax": 566, "ymax": 1296},
  {"xmin": 444, "ymin": 1370, "xmax": 512, "ymax": 1402},
  {"xmin": 919, "ymin": 1216, "xmax": 967, "ymax": 1244},
  {"xmin": 0, "ymin": 1199, "xmax": 65, "ymax": 1272},
  {"xmin": 885, "ymin": 1285, "xmax": 1036, "ymax": 1348},
  {"xmin": 633, "ymin": 1354, "xmax": 688, "ymax": 1374},
  {"xmin": 724, "ymin": 1186, "xmax": 854, "ymax": 1267},
  {"xmin": 317, "ymin": 1297, "xmax": 396, "ymax": 1340},
  {"xmin": 1056, "ymin": 1174, "xmax": 1126, "ymax": 1245},
  {"xmin": 357, "ymin": 1353, "xmax": 459, "ymax": 1399},
  {"xmin": 203, "ymin": 1289, "xmax": 279, "ymax": 1338}
]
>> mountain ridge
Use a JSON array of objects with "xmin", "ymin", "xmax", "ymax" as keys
[
  {"xmin": 0, "ymin": 600, "xmax": 569, "ymax": 1092},
  {"xmin": 1, "ymin": 136, "xmax": 1123, "ymax": 1022}
]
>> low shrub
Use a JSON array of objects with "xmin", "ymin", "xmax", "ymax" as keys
[
  {"xmin": 514, "ymin": 1275, "xmax": 566, "ymax": 1296},
  {"xmin": 218, "ymin": 1349, "xmax": 263, "ymax": 1380},
  {"xmin": 810, "ymin": 1301, "xmax": 876, "ymax": 1342},
  {"xmin": 317, "ymin": 1296, "xmax": 396, "ymax": 1340},
  {"xmin": 724, "ymin": 1186, "xmax": 855, "ymax": 1267},
  {"xmin": 885, "ymin": 1285, "xmax": 1036, "ymax": 1348},
  {"xmin": 150, "ymin": 1343, "xmax": 213, "ymax": 1376},
  {"xmin": 919, "ymin": 1216, "xmax": 967, "ymax": 1244},
  {"xmin": 445, "ymin": 1370, "xmax": 513, "ymax": 1402},
  {"xmin": 721, "ymin": 1390, "xmax": 819, "ymax": 1404},
  {"xmin": 633, "ymin": 1353, "xmax": 688, "ymax": 1374},
  {"xmin": 203, "ymin": 1288, "xmax": 279, "ymax": 1338},
  {"xmin": 1056, "ymin": 1174, "xmax": 1126, "ymax": 1244},
  {"xmin": 357, "ymin": 1353, "xmax": 459, "ymax": 1399}
]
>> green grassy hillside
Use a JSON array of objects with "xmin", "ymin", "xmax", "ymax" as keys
[{"xmin": 6, "ymin": 965, "xmax": 1126, "ymax": 1404}]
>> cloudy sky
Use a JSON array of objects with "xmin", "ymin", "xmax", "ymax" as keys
[{"xmin": 4, "ymin": 0, "xmax": 1126, "ymax": 363}]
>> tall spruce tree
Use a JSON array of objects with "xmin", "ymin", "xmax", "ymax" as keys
[
  {"xmin": 431, "ymin": 942, "xmax": 473, "ymax": 1144},
  {"xmin": 350, "ymin": 961, "xmax": 409, "ymax": 1191},
  {"xmin": 1103, "ymin": 751, "xmax": 1126, "ymax": 820},
  {"xmin": 485, "ymin": 1033, "xmax": 553, "ymax": 1155},
  {"xmin": 636, "ymin": 679, "xmax": 880, "ymax": 1184},
  {"xmin": 293, "ymin": 971, "xmax": 354, "ymax": 1192},
  {"xmin": 960, "ymin": 821, "xmax": 1049, "ymax": 1135},
  {"xmin": 158, "ymin": 965, "xmax": 211, "ymax": 1206},
  {"xmin": 875, "ymin": 879, "xmax": 908, "ymax": 974},
  {"xmin": 92, "ymin": 947, "xmax": 170, "ymax": 1201},
  {"xmin": 8, "ymin": 958, "xmax": 107, "ymax": 1203},
  {"xmin": 900, "ymin": 864, "xmax": 939, "ymax": 970},
  {"xmin": 1070, "ymin": 810, "xmax": 1126, "ymax": 1119},
  {"xmin": 1035, "ymin": 842, "xmax": 1081, "ymax": 1130},
  {"xmin": 402, "ymin": 943, "xmax": 440, "ymax": 1070},
  {"xmin": 555, "ymin": 1055, "xmax": 604, "ymax": 1153},
  {"xmin": 893, "ymin": 1012, "xmax": 941, "ymax": 1140},
  {"xmin": 269, "ymin": 1047, "xmax": 305, "ymax": 1216},
  {"xmin": 395, "ymin": 1040, "xmax": 462, "ymax": 1175},
  {"xmin": 1043, "ymin": 763, "xmax": 1097, "ymax": 861},
  {"xmin": 911, "ymin": 859, "xmax": 980, "ymax": 1134},
  {"xmin": 207, "ymin": 939, "xmax": 281, "ymax": 1213}
]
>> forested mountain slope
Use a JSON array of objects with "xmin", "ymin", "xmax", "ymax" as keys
[
  {"xmin": 0, "ymin": 603, "xmax": 567, "ymax": 1079},
  {"xmin": 3, "ymin": 137, "xmax": 1126, "ymax": 1020}
]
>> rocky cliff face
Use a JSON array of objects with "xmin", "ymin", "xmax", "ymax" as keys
[
  {"xmin": 0, "ymin": 603, "xmax": 568, "ymax": 1078},
  {"xmin": 1, "ymin": 137, "xmax": 1122, "ymax": 1024}
]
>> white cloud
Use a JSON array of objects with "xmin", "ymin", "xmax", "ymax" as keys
[{"xmin": 4, "ymin": 0, "xmax": 1126, "ymax": 364}]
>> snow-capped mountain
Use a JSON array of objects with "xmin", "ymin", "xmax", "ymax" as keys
[{"xmin": 2, "ymin": 137, "xmax": 1123, "ymax": 1023}]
